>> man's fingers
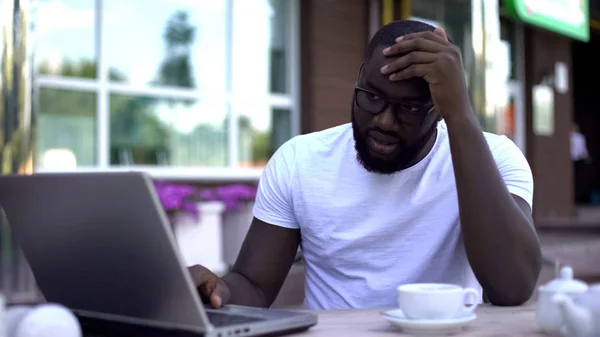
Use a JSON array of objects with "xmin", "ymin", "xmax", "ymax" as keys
[
  {"xmin": 381, "ymin": 51, "xmax": 437, "ymax": 75},
  {"xmin": 189, "ymin": 265, "xmax": 214, "ymax": 287},
  {"xmin": 188, "ymin": 265, "xmax": 230, "ymax": 308},
  {"xmin": 383, "ymin": 36, "xmax": 446, "ymax": 56},
  {"xmin": 394, "ymin": 30, "xmax": 448, "ymax": 44},
  {"xmin": 434, "ymin": 27, "xmax": 448, "ymax": 41},
  {"xmin": 388, "ymin": 63, "xmax": 429, "ymax": 82},
  {"xmin": 210, "ymin": 293, "xmax": 222, "ymax": 308}
]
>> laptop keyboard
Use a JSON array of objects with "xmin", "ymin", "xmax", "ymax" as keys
[{"xmin": 207, "ymin": 311, "xmax": 266, "ymax": 327}]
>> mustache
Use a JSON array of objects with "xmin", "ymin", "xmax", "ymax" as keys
[{"xmin": 366, "ymin": 128, "xmax": 402, "ymax": 141}]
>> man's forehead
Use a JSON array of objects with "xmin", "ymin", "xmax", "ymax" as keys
[{"xmin": 366, "ymin": 45, "xmax": 393, "ymax": 69}]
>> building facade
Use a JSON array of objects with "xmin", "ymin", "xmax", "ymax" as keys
[
  {"xmin": 301, "ymin": 0, "xmax": 594, "ymax": 223},
  {"xmin": 1, "ymin": 0, "xmax": 595, "ymax": 211}
]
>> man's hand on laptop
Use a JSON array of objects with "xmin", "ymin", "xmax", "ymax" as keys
[{"xmin": 189, "ymin": 264, "xmax": 231, "ymax": 308}]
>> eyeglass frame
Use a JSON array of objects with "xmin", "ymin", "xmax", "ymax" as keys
[{"xmin": 353, "ymin": 63, "xmax": 435, "ymax": 116}]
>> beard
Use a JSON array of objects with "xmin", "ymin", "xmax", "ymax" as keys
[{"xmin": 352, "ymin": 110, "xmax": 438, "ymax": 175}]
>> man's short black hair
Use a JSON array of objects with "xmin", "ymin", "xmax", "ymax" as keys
[{"xmin": 365, "ymin": 20, "xmax": 437, "ymax": 62}]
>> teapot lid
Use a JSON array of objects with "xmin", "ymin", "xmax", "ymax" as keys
[{"xmin": 542, "ymin": 266, "xmax": 588, "ymax": 293}]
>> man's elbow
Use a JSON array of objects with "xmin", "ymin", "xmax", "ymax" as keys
[
  {"xmin": 487, "ymin": 258, "xmax": 542, "ymax": 306},
  {"xmin": 488, "ymin": 286, "xmax": 535, "ymax": 306}
]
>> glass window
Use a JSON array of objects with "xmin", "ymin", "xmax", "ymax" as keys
[
  {"xmin": 33, "ymin": 0, "xmax": 297, "ymax": 172},
  {"xmin": 500, "ymin": 18, "xmax": 517, "ymax": 80},
  {"xmin": 103, "ymin": 0, "xmax": 227, "ymax": 96},
  {"xmin": 231, "ymin": 0, "xmax": 289, "ymax": 95},
  {"xmin": 237, "ymin": 104, "xmax": 291, "ymax": 167},
  {"xmin": 33, "ymin": 0, "xmax": 96, "ymax": 79},
  {"xmin": 109, "ymin": 94, "xmax": 228, "ymax": 166},
  {"xmin": 37, "ymin": 88, "xmax": 97, "ymax": 168}
]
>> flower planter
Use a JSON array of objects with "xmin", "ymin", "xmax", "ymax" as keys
[
  {"xmin": 153, "ymin": 180, "xmax": 257, "ymax": 275},
  {"xmin": 173, "ymin": 201, "xmax": 228, "ymax": 276},
  {"xmin": 222, "ymin": 201, "xmax": 254, "ymax": 267}
]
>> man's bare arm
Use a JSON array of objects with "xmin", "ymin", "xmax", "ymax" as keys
[
  {"xmin": 446, "ymin": 113, "xmax": 541, "ymax": 306},
  {"xmin": 222, "ymin": 217, "xmax": 301, "ymax": 307}
]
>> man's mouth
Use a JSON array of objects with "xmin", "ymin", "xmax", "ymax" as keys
[{"xmin": 367, "ymin": 132, "xmax": 400, "ymax": 155}]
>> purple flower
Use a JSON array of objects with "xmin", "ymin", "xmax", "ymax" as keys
[
  {"xmin": 215, "ymin": 185, "xmax": 257, "ymax": 211},
  {"xmin": 153, "ymin": 181, "xmax": 258, "ymax": 224}
]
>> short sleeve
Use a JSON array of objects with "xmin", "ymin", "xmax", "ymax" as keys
[
  {"xmin": 492, "ymin": 136, "xmax": 534, "ymax": 211},
  {"xmin": 252, "ymin": 138, "xmax": 299, "ymax": 229}
]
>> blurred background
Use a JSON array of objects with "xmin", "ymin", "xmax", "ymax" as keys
[{"xmin": 0, "ymin": 0, "xmax": 599, "ymax": 308}]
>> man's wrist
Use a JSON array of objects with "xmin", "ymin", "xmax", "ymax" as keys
[{"xmin": 443, "ymin": 107, "xmax": 480, "ymax": 132}]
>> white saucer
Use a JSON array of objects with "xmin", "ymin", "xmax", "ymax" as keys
[{"xmin": 381, "ymin": 309, "xmax": 477, "ymax": 335}]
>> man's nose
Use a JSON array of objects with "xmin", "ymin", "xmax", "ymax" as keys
[{"xmin": 373, "ymin": 106, "xmax": 398, "ymax": 131}]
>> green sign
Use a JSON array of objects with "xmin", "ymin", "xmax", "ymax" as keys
[{"xmin": 504, "ymin": 0, "xmax": 589, "ymax": 42}]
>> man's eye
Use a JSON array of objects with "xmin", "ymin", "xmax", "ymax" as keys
[
  {"xmin": 363, "ymin": 92, "xmax": 379, "ymax": 100},
  {"xmin": 405, "ymin": 105, "xmax": 420, "ymax": 113}
]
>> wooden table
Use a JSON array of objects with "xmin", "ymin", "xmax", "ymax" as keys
[{"xmin": 287, "ymin": 304, "xmax": 544, "ymax": 337}]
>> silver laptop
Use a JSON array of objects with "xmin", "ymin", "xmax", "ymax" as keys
[{"xmin": 0, "ymin": 172, "xmax": 317, "ymax": 337}]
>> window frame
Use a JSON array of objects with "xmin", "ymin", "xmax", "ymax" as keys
[{"xmin": 33, "ymin": 0, "xmax": 300, "ymax": 181}]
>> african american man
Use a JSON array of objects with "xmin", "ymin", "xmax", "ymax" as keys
[{"xmin": 189, "ymin": 20, "xmax": 542, "ymax": 310}]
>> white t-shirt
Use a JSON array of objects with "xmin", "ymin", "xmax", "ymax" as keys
[{"xmin": 253, "ymin": 121, "xmax": 533, "ymax": 310}]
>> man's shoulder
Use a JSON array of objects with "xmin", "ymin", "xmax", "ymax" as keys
[
  {"xmin": 481, "ymin": 131, "xmax": 520, "ymax": 153},
  {"xmin": 295, "ymin": 123, "xmax": 352, "ymax": 144},
  {"xmin": 480, "ymin": 131, "xmax": 529, "ymax": 170},
  {"xmin": 282, "ymin": 123, "xmax": 352, "ymax": 154}
]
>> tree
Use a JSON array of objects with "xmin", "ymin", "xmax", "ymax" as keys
[{"xmin": 154, "ymin": 11, "xmax": 197, "ymax": 91}]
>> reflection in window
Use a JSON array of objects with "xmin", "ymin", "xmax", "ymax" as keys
[
  {"xmin": 104, "ymin": 0, "xmax": 227, "ymax": 96},
  {"xmin": 232, "ymin": 0, "xmax": 289, "ymax": 98},
  {"xmin": 33, "ymin": 0, "xmax": 96, "ymax": 78},
  {"xmin": 109, "ymin": 95, "xmax": 228, "ymax": 167},
  {"xmin": 238, "ymin": 106, "xmax": 290, "ymax": 167},
  {"xmin": 37, "ymin": 88, "xmax": 97, "ymax": 167},
  {"xmin": 33, "ymin": 0, "xmax": 296, "ymax": 170},
  {"xmin": 268, "ymin": 0, "xmax": 288, "ymax": 93}
]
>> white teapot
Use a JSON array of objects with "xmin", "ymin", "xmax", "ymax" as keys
[
  {"xmin": 536, "ymin": 265, "xmax": 588, "ymax": 335},
  {"xmin": 553, "ymin": 283, "xmax": 600, "ymax": 337}
]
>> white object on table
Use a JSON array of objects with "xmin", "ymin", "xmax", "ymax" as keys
[
  {"xmin": 381, "ymin": 309, "xmax": 477, "ymax": 336},
  {"xmin": 553, "ymin": 283, "xmax": 600, "ymax": 337},
  {"xmin": 12, "ymin": 304, "xmax": 81, "ymax": 337},
  {"xmin": 536, "ymin": 265, "xmax": 589, "ymax": 334},
  {"xmin": 6, "ymin": 306, "xmax": 31, "ymax": 337},
  {"xmin": 396, "ymin": 283, "xmax": 479, "ymax": 320}
]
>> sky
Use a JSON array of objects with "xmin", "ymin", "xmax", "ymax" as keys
[{"xmin": 32, "ymin": 0, "xmax": 283, "ymax": 134}]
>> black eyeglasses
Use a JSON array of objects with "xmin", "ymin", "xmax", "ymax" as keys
[
  {"xmin": 353, "ymin": 63, "xmax": 434, "ymax": 116},
  {"xmin": 354, "ymin": 87, "xmax": 435, "ymax": 116}
]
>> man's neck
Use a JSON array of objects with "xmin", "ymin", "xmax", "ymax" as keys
[{"xmin": 403, "ymin": 127, "xmax": 439, "ymax": 169}]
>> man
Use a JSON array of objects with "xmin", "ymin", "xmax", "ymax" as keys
[
  {"xmin": 571, "ymin": 122, "xmax": 592, "ymax": 203},
  {"xmin": 189, "ymin": 20, "xmax": 541, "ymax": 310}
]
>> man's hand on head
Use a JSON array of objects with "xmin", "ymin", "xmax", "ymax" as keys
[{"xmin": 380, "ymin": 28, "xmax": 471, "ymax": 121}]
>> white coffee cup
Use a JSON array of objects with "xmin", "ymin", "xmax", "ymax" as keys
[{"xmin": 397, "ymin": 283, "xmax": 480, "ymax": 320}]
